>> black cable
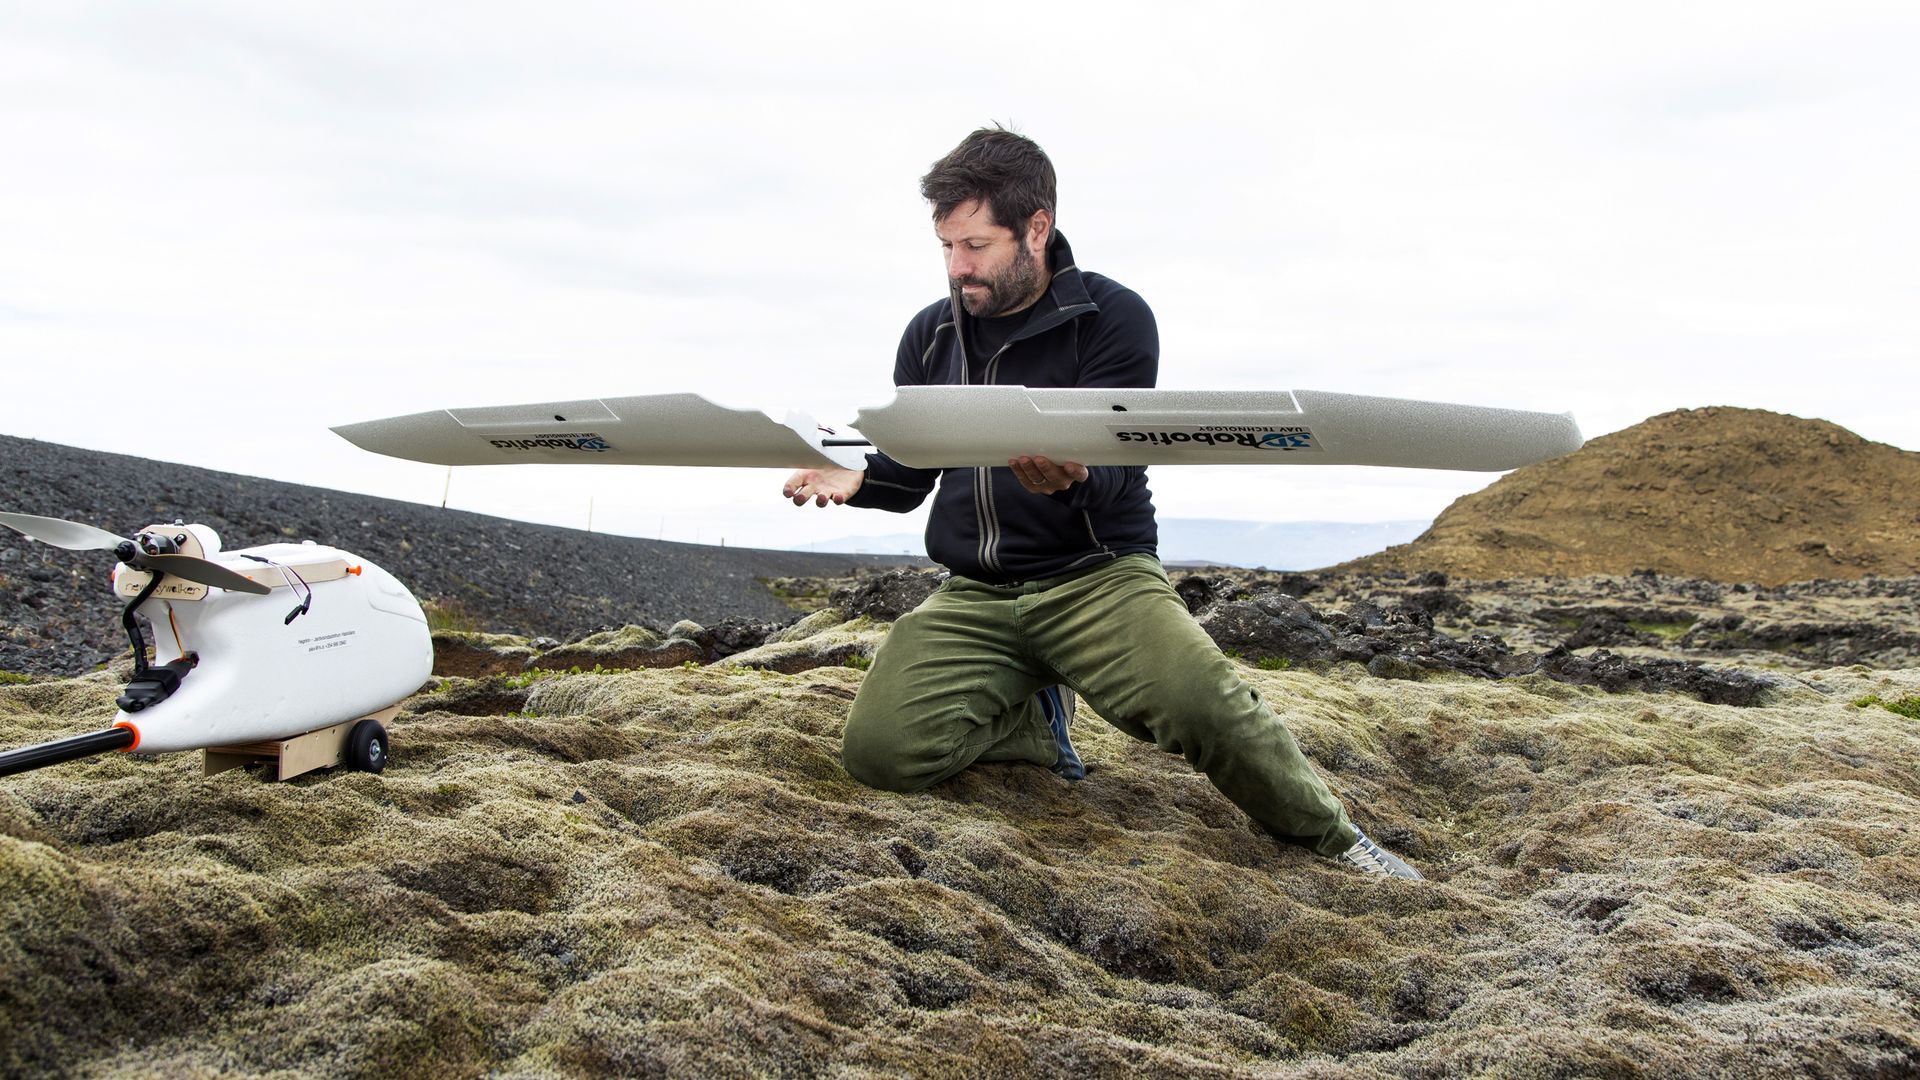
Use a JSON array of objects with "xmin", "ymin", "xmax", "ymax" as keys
[
  {"xmin": 239, "ymin": 553, "xmax": 313, "ymax": 623},
  {"xmin": 119, "ymin": 573, "xmax": 165, "ymax": 679}
]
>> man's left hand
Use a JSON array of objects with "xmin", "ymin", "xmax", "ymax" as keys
[{"xmin": 1008, "ymin": 455, "xmax": 1088, "ymax": 495}]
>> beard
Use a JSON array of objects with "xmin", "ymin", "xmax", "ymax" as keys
[{"xmin": 951, "ymin": 242, "xmax": 1046, "ymax": 318}]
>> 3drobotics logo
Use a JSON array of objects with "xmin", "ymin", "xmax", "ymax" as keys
[
  {"xmin": 486, "ymin": 432, "xmax": 615, "ymax": 452},
  {"xmin": 1109, "ymin": 425, "xmax": 1319, "ymax": 451}
]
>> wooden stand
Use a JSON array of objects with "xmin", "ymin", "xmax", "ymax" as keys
[{"xmin": 203, "ymin": 706, "xmax": 399, "ymax": 781}]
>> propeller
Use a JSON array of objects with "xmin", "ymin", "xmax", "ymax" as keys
[
  {"xmin": 141, "ymin": 553, "xmax": 272, "ymax": 595},
  {"xmin": 0, "ymin": 510, "xmax": 127, "ymax": 551},
  {"xmin": 0, "ymin": 510, "xmax": 271, "ymax": 595}
]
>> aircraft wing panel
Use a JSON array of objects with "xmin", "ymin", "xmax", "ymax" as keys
[
  {"xmin": 854, "ymin": 387, "xmax": 1583, "ymax": 471},
  {"xmin": 336, "ymin": 388, "xmax": 1583, "ymax": 474},
  {"xmin": 331, "ymin": 394, "xmax": 869, "ymax": 471}
]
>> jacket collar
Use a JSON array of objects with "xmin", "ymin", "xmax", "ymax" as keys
[{"xmin": 947, "ymin": 229, "xmax": 1099, "ymax": 342}]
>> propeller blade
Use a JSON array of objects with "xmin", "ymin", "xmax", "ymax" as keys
[
  {"xmin": 0, "ymin": 510, "xmax": 128, "ymax": 551},
  {"xmin": 144, "ymin": 554, "xmax": 272, "ymax": 595}
]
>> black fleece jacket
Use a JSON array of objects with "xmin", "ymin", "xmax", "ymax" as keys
[{"xmin": 847, "ymin": 231, "xmax": 1160, "ymax": 583}]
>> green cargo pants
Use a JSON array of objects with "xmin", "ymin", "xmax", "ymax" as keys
[{"xmin": 841, "ymin": 553, "xmax": 1359, "ymax": 857}]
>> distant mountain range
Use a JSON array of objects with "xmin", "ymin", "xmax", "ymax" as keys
[{"xmin": 799, "ymin": 518, "xmax": 1429, "ymax": 570}]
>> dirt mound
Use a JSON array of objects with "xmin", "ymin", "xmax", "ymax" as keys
[{"xmin": 1345, "ymin": 408, "xmax": 1920, "ymax": 585}]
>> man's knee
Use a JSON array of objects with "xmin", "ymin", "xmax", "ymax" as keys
[
  {"xmin": 841, "ymin": 743, "xmax": 925, "ymax": 793},
  {"xmin": 840, "ymin": 711, "xmax": 933, "ymax": 793}
]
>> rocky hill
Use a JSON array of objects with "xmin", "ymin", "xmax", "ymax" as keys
[
  {"xmin": 0, "ymin": 434, "xmax": 922, "ymax": 677},
  {"xmin": 1344, "ymin": 408, "xmax": 1920, "ymax": 584}
]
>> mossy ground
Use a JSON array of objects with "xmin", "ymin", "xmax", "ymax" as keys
[
  {"xmin": 2, "ymin": 643, "xmax": 1916, "ymax": 1077},
  {"xmin": 421, "ymin": 598, "xmax": 485, "ymax": 634},
  {"xmin": 1854, "ymin": 694, "xmax": 1920, "ymax": 721}
]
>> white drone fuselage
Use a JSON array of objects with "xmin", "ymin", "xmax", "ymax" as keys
[{"xmin": 109, "ymin": 527, "xmax": 432, "ymax": 754}]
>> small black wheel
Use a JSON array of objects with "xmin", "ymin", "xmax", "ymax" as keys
[{"xmin": 347, "ymin": 718, "xmax": 389, "ymax": 774}]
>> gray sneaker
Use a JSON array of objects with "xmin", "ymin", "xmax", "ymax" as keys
[
  {"xmin": 1338, "ymin": 830, "xmax": 1423, "ymax": 880},
  {"xmin": 1037, "ymin": 685, "xmax": 1084, "ymax": 781}
]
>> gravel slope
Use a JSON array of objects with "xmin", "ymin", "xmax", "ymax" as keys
[{"xmin": 0, "ymin": 433, "xmax": 922, "ymax": 677}]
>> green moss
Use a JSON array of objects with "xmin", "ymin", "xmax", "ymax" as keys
[
  {"xmin": 1852, "ymin": 694, "xmax": 1920, "ymax": 720},
  {"xmin": 843, "ymin": 654, "xmax": 872, "ymax": 671},
  {"xmin": 762, "ymin": 575, "xmax": 833, "ymax": 612},
  {"xmin": 503, "ymin": 664, "xmax": 624, "ymax": 689},
  {"xmin": 769, "ymin": 608, "xmax": 852, "ymax": 644},
  {"xmin": 562, "ymin": 626, "xmax": 663, "ymax": 652},
  {"xmin": 0, "ymin": 671, "xmax": 31, "ymax": 686},
  {"xmin": 8, "ymin": 628, "xmax": 1919, "ymax": 1076},
  {"xmin": 422, "ymin": 599, "xmax": 483, "ymax": 634},
  {"xmin": 1257, "ymin": 656, "xmax": 1292, "ymax": 671},
  {"xmin": 1629, "ymin": 620, "xmax": 1696, "ymax": 641},
  {"xmin": 431, "ymin": 628, "xmax": 533, "ymax": 650}
]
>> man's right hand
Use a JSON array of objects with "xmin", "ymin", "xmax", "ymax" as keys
[{"xmin": 783, "ymin": 466, "xmax": 864, "ymax": 507}]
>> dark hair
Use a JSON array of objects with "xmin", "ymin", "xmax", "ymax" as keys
[{"xmin": 920, "ymin": 125, "xmax": 1056, "ymax": 238}]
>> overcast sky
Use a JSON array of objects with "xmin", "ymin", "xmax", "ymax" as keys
[{"xmin": 3, "ymin": 2, "xmax": 1914, "ymax": 552}]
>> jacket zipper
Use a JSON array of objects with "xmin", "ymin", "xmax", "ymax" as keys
[
  {"xmin": 949, "ymin": 281, "xmax": 1100, "ymax": 581},
  {"xmin": 972, "ymin": 338, "xmax": 1023, "ymax": 576}
]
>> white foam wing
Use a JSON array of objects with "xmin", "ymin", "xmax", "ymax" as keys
[
  {"xmin": 331, "ymin": 394, "xmax": 869, "ymax": 471},
  {"xmin": 335, "ymin": 388, "xmax": 1583, "ymax": 473},
  {"xmin": 853, "ymin": 387, "xmax": 1583, "ymax": 471}
]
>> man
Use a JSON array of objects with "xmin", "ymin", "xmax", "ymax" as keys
[{"xmin": 782, "ymin": 127, "xmax": 1419, "ymax": 879}]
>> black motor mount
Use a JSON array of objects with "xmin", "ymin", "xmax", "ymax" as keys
[
  {"xmin": 117, "ymin": 655, "xmax": 198, "ymax": 713},
  {"xmin": 116, "ymin": 563, "xmax": 198, "ymax": 712}
]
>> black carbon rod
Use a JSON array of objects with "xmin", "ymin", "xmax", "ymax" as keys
[{"xmin": 0, "ymin": 727, "xmax": 138, "ymax": 778}]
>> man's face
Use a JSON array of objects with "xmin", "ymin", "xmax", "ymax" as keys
[{"xmin": 937, "ymin": 199, "xmax": 1048, "ymax": 318}]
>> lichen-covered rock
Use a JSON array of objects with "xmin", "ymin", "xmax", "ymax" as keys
[
  {"xmin": 719, "ymin": 615, "xmax": 885, "ymax": 674},
  {"xmin": 666, "ymin": 616, "xmax": 785, "ymax": 661},
  {"xmin": 767, "ymin": 607, "xmax": 852, "ymax": 644},
  {"xmin": 1560, "ymin": 610, "xmax": 1651, "ymax": 650},
  {"xmin": 1367, "ymin": 653, "xmax": 1426, "ymax": 681},
  {"xmin": 1537, "ymin": 647, "xmax": 1783, "ymax": 707},
  {"xmin": 1181, "ymin": 577, "xmax": 1791, "ymax": 705},
  {"xmin": 1173, "ymin": 573, "xmax": 1242, "ymax": 614},
  {"xmin": 430, "ymin": 629, "xmax": 537, "ymax": 678},
  {"xmin": 830, "ymin": 567, "xmax": 947, "ymax": 622},
  {"xmin": 1195, "ymin": 592, "xmax": 1336, "ymax": 664},
  {"xmin": 1680, "ymin": 614, "xmax": 1920, "ymax": 667},
  {"xmin": 527, "ymin": 624, "xmax": 704, "ymax": 672}
]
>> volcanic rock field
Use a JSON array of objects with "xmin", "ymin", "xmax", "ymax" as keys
[{"xmin": 2, "ymin": 414, "xmax": 1917, "ymax": 1078}]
